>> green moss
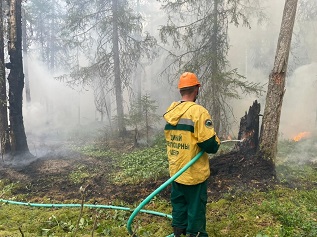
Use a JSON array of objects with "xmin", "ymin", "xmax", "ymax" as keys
[
  {"xmin": 1, "ymin": 188, "xmax": 317, "ymax": 236},
  {"xmin": 1, "ymin": 138, "xmax": 317, "ymax": 236}
]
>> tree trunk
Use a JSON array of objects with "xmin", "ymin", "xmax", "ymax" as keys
[
  {"xmin": 211, "ymin": 0, "xmax": 221, "ymax": 133},
  {"xmin": 0, "ymin": 0, "xmax": 11, "ymax": 155},
  {"xmin": 22, "ymin": 7, "xmax": 31, "ymax": 103},
  {"xmin": 259, "ymin": 0, "xmax": 298, "ymax": 164},
  {"xmin": 136, "ymin": 0, "xmax": 142, "ymax": 109},
  {"xmin": 105, "ymin": 94, "xmax": 113, "ymax": 134},
  {"xmin": 237, "ymin": 100, "xmax": 261, "ymax": 152},
  {"xmin": 112, "ymin": 0, "xmax": 126, "ymax": 136},
  {"xmin": 145, "ymin": 106, "xmax": 149, "ymax": 145},
  {"xmin": 7, "ymin": 0, "xmax": 30, "ymax": 155},
  {"xmin": 49, "ymin": 1, "xmax": 56, "ymax": 72}
]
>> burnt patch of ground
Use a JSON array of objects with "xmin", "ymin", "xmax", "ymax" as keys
[
  {"xmin": 0, "ymin": 145, "xmax": 170, "ymax": 204},
  {"xmin": 208, "ymin": 149, "xmax": 277, "ymax": 201},
  {"xmin": 0, "ymin": 146, "xmax": 278, "ymax": 205}
]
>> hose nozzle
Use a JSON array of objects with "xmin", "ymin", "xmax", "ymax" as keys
[{"xmin": 221, "ymin": 139, "xmax": 244, "ymax": 144}]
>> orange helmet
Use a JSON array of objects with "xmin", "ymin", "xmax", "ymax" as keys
[{"xmin": 178, "ymin": 72, "xmax": 201, "ymax": 89}]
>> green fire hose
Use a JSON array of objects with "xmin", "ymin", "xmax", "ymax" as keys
[
  {"xmin": 0, "ymin": 150, "xmax": 205, "ymax": 237},
  {"xmin": 127, "ymin": 150, "xmax": 204, "ymax": 237}
]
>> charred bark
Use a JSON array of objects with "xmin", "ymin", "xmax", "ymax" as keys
[
  {"xmin": 22, "ymin": 8, "xmax": 30, "ymax": 103},
  {"xmin": 236, "ymin": 100, "xmax": 261, "ymax": 152},
  {"xmin": 0, "ymin": 0, "xmax": 11, "ymax": 155},
  {"xmin": 209, "ymin": 100, "xmax": 276, "ymax": 200},
  {"xmin": 7, "ymin": 0, "xmax": 30, "ymax": 156}
]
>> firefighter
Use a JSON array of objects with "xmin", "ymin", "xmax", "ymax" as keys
[{"xmin": 163, "ymin": 72, "xmax": 221, "ymax": 237}]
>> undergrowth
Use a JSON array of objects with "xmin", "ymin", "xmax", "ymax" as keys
[
  {"xmin": 112, "ymin": 143, "xmax": 168, "ymax": 184},
  {"xmin": 0, "ymin": 137, "xmax": 317, "ymax": 236},
  {"xmin": 1, "ymin": 188, "xmax": 317, "ymax": 236}
]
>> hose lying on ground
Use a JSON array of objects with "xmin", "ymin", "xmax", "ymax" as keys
[
  {"xmin": 0, "ymin": 149, "xmax": 220, "ymax": 237},
  {"xmin": 0, "ymin": 198, "xmax": 172, "ymax": 235}
]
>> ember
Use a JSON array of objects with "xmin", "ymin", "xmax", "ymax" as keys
[{"xmin": 292, "ymin": 131, "xmax": 311, "ymax": 142}]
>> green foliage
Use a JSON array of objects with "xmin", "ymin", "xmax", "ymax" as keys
[
  {"xmin": 127, "ymin": 93, "xmax": 160, "ymax": 145},
  {"xmin": 276, "ymin": 163, "xmax": 317, "ymax": 188},
  {"xmin": 159, "ymin": 0, "xmax": 264, "ymax": 134},
  {"xmin": 58, "ymin": 0, "xmax": 157, "ymax": 130},
  {"xmin": 1, "ymin": 137, "xmax": 317, "ymax": 236},
  {"xmin": 127, "ymin": 94, "xmax": 159, "ymax": 129},
  {"xmin": 1, "ymin": 186, "xmax": 317, "ymax": 236},
  {"xmin": 112, "ymin": 141, "xmax": 168, "ymax": 185},
  {"xmin": 259, "ymin": 189, "xmax": 317, "ymax": 236},
  {"xmin": 0, "ymin": 201, "xmax": 172, "ymax": 236},
  {"xmin": 0, "ymin": 181, "xmax": 20, "ymax": 198},
  {"xmin": 276, "ymin": 138, "xmax": 317, "ymax": 187},
  {"xmin": 71, "ymin": 136, "xmax": 168, "ymax": 185},
  {"xmin": 69, "ymin": 165, "xmax": 92, "ymax": 184},
  {"xmin": 152, "ymin": 133, "xmax": 167, "ymax": 147},
  {"xmin": 71, "ymin": 144, "xmax": 116, "ymax": 159},
  {"xmin": 205, "ymin": 188, "xmax": 317, "ymax": 237},
  {"xmin": 24, "ymin": 0, "xmax": 69, "ymax": 71}
]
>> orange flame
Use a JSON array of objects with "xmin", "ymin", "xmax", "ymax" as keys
[{"xmin": 292, "ymin": 132, "xmax": 311, "ymax": 142}]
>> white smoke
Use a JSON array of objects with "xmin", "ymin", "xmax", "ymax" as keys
[
  {"xmin": 280, "ymin": 62, "xmax": 317, "ymax": 139},
  {"xmin": 22, "ymin": 58, "xmax": 97, "ymax": 155}
]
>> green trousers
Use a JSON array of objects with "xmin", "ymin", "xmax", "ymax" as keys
[{"xmin": 171, "ymin": 180, "xmax": 208, "ymax": 237}]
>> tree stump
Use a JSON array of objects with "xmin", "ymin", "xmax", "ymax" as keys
[
  {"xmin": 236, "ymin": 100, "xmax": 261, "ymax": 152},
  {"xmin": 208, "ymin": 100, "xmax": 276, "ymax": 201}
]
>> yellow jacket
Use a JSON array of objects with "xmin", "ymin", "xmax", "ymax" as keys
[{"xmin": 163, "ymin": 101, "xmax": 220, "ymax": 185}]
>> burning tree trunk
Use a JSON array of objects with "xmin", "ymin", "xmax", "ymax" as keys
[
  {"xmin": 7, "ymin": 0, "xmax": 30, "ymax": 156},
  {"xmin": 236, "ymin": 100, "xmax": 261, "ymax": 152},
  {"xmin": 259, "ymin": 0, "xmax": 298, "ymax": 165},
  {"xmin": 209, "ymin": 100, "xmax": 276, "ymax": 199}
]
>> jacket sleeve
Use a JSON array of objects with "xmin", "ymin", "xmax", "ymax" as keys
[
  {"xmin": 198, "ymin": 135, "xmax": 220, "ymax": 153},
  {"xmin": 195, "ymin": 110, "xmax": 221, "ymax": 154}
]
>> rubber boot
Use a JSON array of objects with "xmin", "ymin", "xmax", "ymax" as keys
[{"xmin": 173, "ymin": 227, "xmax": 186, "ymax": 237}]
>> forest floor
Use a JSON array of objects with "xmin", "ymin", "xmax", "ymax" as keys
[{"xmin": 0, "ymin": 140, "xmax": 279, "ymax": 205}]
